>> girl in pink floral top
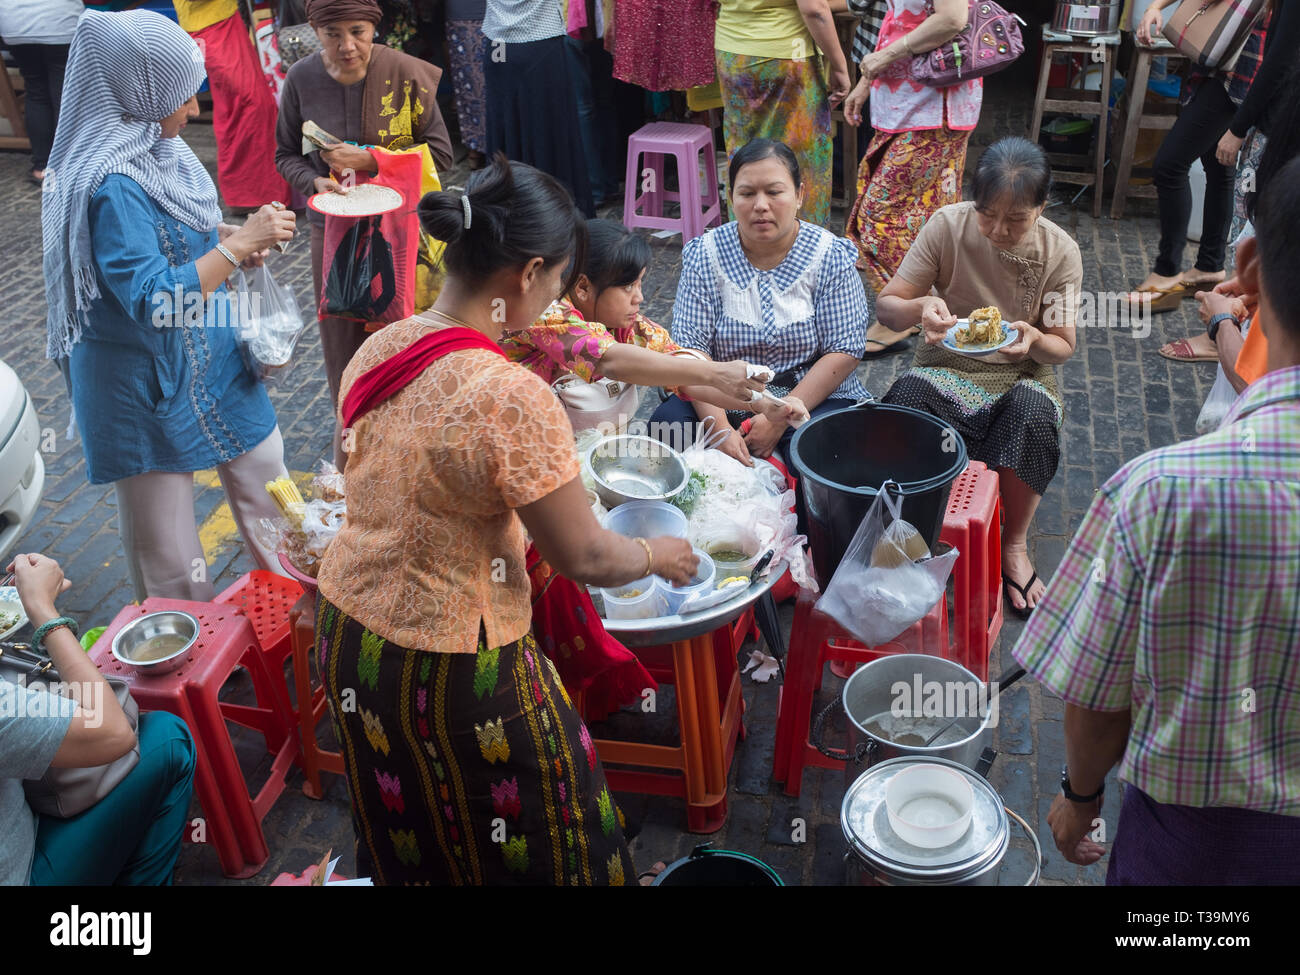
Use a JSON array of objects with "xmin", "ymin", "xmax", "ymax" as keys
[{"xmin": 502, "ymin": 220, "xmax": 807, "ymax": 438}]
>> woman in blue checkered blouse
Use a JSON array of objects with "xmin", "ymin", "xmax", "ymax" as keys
[{"xmin": 650, "ymin": 139, "xmax": 871, "ymax": 467}]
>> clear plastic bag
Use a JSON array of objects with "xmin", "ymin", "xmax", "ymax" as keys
[
  {"xmin": 1196, "ymin": 364, "xmax": 1238, "ymax": 434},
  {"xmin": 232, "ymin": 262, "xmax": 308, "ymax": 380},
  {"xmin": 816, "ymin": 481, "xmax": 958, "ymax": 647}
]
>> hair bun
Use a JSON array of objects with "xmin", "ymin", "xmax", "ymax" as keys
[{"xmin": 417, "ymin": 190, "xmax": 468, "ymax": 245}]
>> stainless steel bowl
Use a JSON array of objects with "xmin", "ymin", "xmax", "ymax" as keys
[
  {"xmin": 110, "ymin": 611, "xmax": 200, "ymax": 675},
  {"xmin": 586, "ymin": 435, "xmax": 690, "ymax": 509},
  {"xmin": 1051, "ymin": 0, "xmax": 1122, "ymax": 36}
]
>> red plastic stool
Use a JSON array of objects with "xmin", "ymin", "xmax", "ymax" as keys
[
  {"xmin": 288, "ymin": 591, "xmax": 346, "ymax": 799},
  {"xmin": 90, "ymin": 598, "xmax": 299, "ymax": 879},
  {"xmin": 215, "ymin": 570, "xmax": 304, "ymax": 741},
  {"xmin": 772, "ymin": 588, "xmax": 950, "ymax": 797},
  {"xmin": 938, "ymin": 461, "xmax": 1003, "ymax": 681},
  {"xmin": 623, "ymin": 122, "xmax": 724, "ymax": 243}
]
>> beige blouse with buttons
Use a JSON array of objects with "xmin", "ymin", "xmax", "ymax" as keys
[{"xmin": 316, "ymin": 318, "xmax": 579, "ymax": 655}]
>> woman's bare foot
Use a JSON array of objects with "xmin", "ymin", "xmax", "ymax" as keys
[
  {"xmin": 1002, "ymin": 543, "xmax": 1045, "ymax": 615},
  {"xmin": 638, "ymin": 861, "xmax": 667, "ymax": 886}
]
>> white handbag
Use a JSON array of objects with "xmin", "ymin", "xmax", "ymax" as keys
[{"xmin": 552, "ymin": 373, "xmax": 643, "ymax": 433}]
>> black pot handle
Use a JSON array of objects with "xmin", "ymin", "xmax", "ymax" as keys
[
  {"xmin": 812, "ymin": 698, "xmax": 872, "ymax": 763},
  {"xmin": 975, "ymin": 746, "xmax": 998, "ymax": 778}
]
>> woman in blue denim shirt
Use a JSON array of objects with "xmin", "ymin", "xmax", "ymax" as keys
[{"xmin": 41, "ymin": 9, "xmax": 297, "ymax": 600}]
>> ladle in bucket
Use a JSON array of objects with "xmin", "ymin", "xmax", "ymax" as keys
[{"xmin": 921, "ymin": 667, "xmax": 1026, "ymax": 746}]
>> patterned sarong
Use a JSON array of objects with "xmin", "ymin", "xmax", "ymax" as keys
[
  {"xmin": 316, "ymin": 597, "xmax": 634, "ymax": 885},
  {"xmin": 846, "ymin": 126, "xmax": 970, "ymax": 292},
  {"xmin": 716, "ymin": 50, "xmax": 832, "ymax": 228}
]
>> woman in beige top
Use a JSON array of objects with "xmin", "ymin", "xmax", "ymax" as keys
[
  {"xmin": 315, "ymin": 156, "xmax": 696, "ymax": 885},
  {"xmin": 876, "ymin": 138, "xmax": 1082, "ymax": 618}
]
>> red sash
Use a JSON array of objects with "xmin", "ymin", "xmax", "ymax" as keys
[{"xmin": 340, "ymin": 325, "xmax": 505, "ymax": 429}]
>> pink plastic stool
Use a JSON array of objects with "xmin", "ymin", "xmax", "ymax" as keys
[{"xmin": 623, "ymin": 122, "xmax": 723, "ymax": 243}]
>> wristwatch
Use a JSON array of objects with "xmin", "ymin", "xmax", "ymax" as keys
[
  {"xmin": 1060, "ymin": 765, "xmax": 1104, "ymax": 804},
  {"xmin": 1207, "ymin": 312, "xmax": 1239, "ymax": 343}
]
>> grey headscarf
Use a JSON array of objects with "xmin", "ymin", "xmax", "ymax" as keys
[{"xmin": 41, "ymin": 8, "xmax": 221, "ymax": 360}]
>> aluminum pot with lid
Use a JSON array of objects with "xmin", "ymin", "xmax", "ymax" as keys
[{"xmin": 841, "ymin": 756, "xmax": 1014, "ymax": 886}]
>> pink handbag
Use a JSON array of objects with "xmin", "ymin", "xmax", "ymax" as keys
[{"xmin": 910, "ymin": 1, "xmax": 1025, "ymax": 88}]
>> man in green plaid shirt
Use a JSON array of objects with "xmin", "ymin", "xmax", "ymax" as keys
[{"xmin": 1012, "ymin": 156, "xmax": 1300, "ymax": 885}]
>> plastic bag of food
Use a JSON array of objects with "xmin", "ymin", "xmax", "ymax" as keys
[
  {"xmin": 231, "ymin": 262, "xmax": 308, "ymax": 380},
  {"xmin": 312, "ymin": 460, "xmax": 345, "ymax": 503},
  {"xmin": 1196, "ymin": 364, "xmax": 1238, "ymax": 435},
  {"xmin": 816, "ymin": 481, "xmax": 957, "ymax": 646}
]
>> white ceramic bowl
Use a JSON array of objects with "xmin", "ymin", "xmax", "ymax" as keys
[
  {"xmin": 0, "ymin": 587, "xmax": 27, "ymax": 641},
  {"xmin": 884, "ymin": 762, "xmax": 975, "ymax": 849}
]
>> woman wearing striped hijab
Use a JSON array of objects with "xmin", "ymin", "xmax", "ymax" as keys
[{"xmin": 40, "ymin": 8, "xmax": 297, "ymax": 601}]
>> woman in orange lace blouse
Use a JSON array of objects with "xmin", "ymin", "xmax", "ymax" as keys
[
  {"xmin": 502, "ymin": 220, "xmax": 806, "ymax": 450},
  {"xmin": 315, "ymin": 158, "xmax": 697, "ymax": 886}
]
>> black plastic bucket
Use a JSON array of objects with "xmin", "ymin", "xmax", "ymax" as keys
[
  {"xmin": 788, "ymin": 401, "xmax": 968, "ymax": 588},
  {"xmin": 651, "ymin": 845, "xmax": 784, "ymax": 886}
]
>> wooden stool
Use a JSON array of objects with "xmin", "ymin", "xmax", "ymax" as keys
[
  {"xmin": 0, "ymin": 61, "xmax": 30, "ymax": 151},
  {"xmin": 1028, "ymin": 26, "xmax": 1120, "ymax": 218},
  {"xmin": 1110, "ymin": 36, "xmax": 1187, "ymax": 219}
]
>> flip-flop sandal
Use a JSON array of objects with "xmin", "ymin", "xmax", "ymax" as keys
[
  {"xmin": 1158, "ymin": 337, "xmax": 1218, "ymax": 363},
  {"xmin": 1002, "ymin": 571, "xmax": 1040, "ymax": 621},
  {"xmin": 861, "ymin": 325, "xmax": 919, "ymax": 360}
]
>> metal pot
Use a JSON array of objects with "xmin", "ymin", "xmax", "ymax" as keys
[
  {"xmin": 812, "ymin": 654, "xmax": 1024, "ymax": 776},
  {"xmin": 842, "ymin": 757, "xmax": 1012, "ymax": 885},
  {"xmin": 1051, "ymin": 0, "xmax": 1123, "ymax": 36}
]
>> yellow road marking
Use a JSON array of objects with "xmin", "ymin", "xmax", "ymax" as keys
[{"xmin": 194, "ymin": 469, "xmax": 316, "ymax": 563}]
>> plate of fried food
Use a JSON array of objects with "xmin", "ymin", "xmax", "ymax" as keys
[{"xmin": 943, "ymin": 305, "xmax": 1018, "ymax": 356}]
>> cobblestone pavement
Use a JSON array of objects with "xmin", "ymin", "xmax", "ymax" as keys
[{"xmin": 0, "ymin": 75, "xmax": 1218, "ymax": 885}]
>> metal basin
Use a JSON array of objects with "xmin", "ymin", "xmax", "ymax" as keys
[
  {"xmin": 586, "ymin": 435, "xmax": 690, "ymax": 509},
  {"xmin": 110, "ymin": 611, "xmax": 200, "ymax": 675}
]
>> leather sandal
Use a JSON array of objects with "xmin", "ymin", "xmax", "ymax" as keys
[
  {"xmin": 1126, "ymin": 283, "xmax": 1192, "ymax": 314},
  {"xmin": 1158, "ymin": 337, "xmax": 1218, "ymax": 362}
]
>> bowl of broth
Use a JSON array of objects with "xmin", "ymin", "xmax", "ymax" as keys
[{"xmin": 110, "ymin": 611, "xmax": 200, "ymax": 675}]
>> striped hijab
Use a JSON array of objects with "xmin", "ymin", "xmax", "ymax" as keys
[{"xmin": 41, "ymin": 8, "xmax": 221, "ymax": 360}]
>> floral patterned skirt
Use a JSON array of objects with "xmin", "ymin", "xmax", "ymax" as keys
[
  {"xmin": 846, "ymin": 126, "xmax": 970, "ymax": 293},
  {"xmin": 716, "ymin": 50, "xmax": 832, "ymax": 228},
  {"xmin": 316, "ymin": 596, "xmax": 634, "ymax": 885}
]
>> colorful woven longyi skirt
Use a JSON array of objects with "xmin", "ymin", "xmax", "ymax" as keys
[{"xmin": 316, "ymin": 597, "xmax": 635, "ymax": 885}]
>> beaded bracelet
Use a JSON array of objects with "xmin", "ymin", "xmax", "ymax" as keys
[{"xmin": 33, "ymin": 616, "xmax": 79, "ymax": 651}]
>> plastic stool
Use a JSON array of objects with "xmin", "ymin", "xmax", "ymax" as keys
[
  {"xmin": 623, "ymin": 122, "xmax": 723, "ymax": 243},
  {"xmin": 91, "ymin": 598, "xmax": 299, "ymax": 878},
  {"xmin": 581, "ymin": 616, "xmax": 747, "ymax": 833},
  {"xmin": 288, "ymin": 591, "xmax": 346, "ymax": 799},
  {"xmin": 938, "ymin": 461, "xmax": 1003, "ymax": 681},
  {"xmin": 772, "ymin": 590, "xmax": 950, "ymax": 797},
  {"xmin": 215, "ymin": 570, "xmax": 303, "ymax": 744}
]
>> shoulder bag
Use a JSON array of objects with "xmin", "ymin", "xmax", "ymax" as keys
[
  {"xmin": 909, "ymin": 1, "xmax": 1025, "ymax": 87},
  {"xmin": 1162, "ymin": 0, "xmax": 1268, "ymax": 71},
  {"xmin": 0, "ymin": 642, "xmax": 141, "ymax": 819}
]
